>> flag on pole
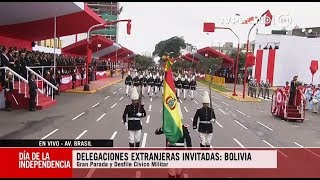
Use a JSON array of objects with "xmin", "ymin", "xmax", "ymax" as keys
[
  {"xmin": 162, "ymin": 55, "xmax": 183, "ymax": 144},
  {"xmin": 264, "ymin": 10, "xmax": 272, "ymax": 27},
  {"xmin": 203, "ymin": 22, "xmax": 215, "ymax": 32}
]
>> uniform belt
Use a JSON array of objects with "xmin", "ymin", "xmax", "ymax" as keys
[
  {"xmin": 128, "ymin": 117, "xmax": 140, "ymax": 121},
  {"xmin": 200, "ymin": 121, "xmax": 213, "ymax": 124},
  {"xmin": 168, "ymin": 143, "xmax": 185, "ymax": 147}
]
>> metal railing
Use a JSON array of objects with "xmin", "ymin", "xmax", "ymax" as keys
[{"xmin": 26, "ymin": 66, "xmax": 58, "ymax": 104}]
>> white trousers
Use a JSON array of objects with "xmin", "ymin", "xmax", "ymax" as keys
[
  {"xmin": 199, "ymin": 132, "xmax": 213, "ymax": 146},
  {"xmin": 191, "ymin": 90, "xmax": 194, "ymax": 99},
  {"xmin": 126, "ymin": 85, "xmax": 130, "ymax": 95},
  {"xmin": 141, "ymin": 86, "xmax": 145, "ymax": 96},
  {"xmin": 177, "ymin": 89, "xmax": 180, "ymax": 98},
  {"xmin": 148, "ymin": 85, "xmax": 151, "ymax": 94},
  {"xmin": 128, "ymin": 130, "xmax": 141, "ymax": 143},
  {"xmin": 183, "ymin": 89, "xmax": 186, "ymax": 99},
  {"xmin": 161, "ymin": 87, "xmax": 163, "ymax": 95},
  {"xmin": 155, "ymin": 86, "xmax": 158, "ymax": 94},
  {"xmin": 312, "ymin": 102, "xmax": 319, "ymax": 113}
]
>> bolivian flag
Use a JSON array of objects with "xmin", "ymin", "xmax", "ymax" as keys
[{"xmin": 162, "ymin": 55, "xmax": 183, "ymax": 144}]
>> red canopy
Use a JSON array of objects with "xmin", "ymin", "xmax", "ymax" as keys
[
  {"xmin": 181, "ymin": 46, "xmax": 234, "ymax": 67},
  {"xmin": 0, "ymin": 2, "xmax": 105, "ymax": 41},
  {"xmin": 101, "ymin": 46, "xmax": 134, "ymax": 62}
]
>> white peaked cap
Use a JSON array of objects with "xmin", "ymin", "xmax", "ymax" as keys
[
  {"xmin": 156, "ymin": 72, "xmax": 159, "ymax": 77},
  {"xmin": 192, "ymin": 75, "xmax": 195, "ymax": 80},
  {"xmin": 140, "ymin": 75, "xmax": 143, "ymax": 79},
  {"xmin": 188, "ymin": 78, "xmax": 190, "ymax": 81},
  {"xmin": 181, "ymin": 77, "xmax": 185, "ymax": 81},
  {"xmin": 160, "ymin": 76, "xmax": 163, "ymax": 80},
  {"xmin": 128, "ymin": 71, "xmax": 131, "ymax": 75},
  {"xmin": 131, "ymin": 87, "xmax": 139, "ymax": 100},
  {"xmin": 178, "ymin": 74, "xmax": 181, "ymax": 79},
  {"xmin": 153, "ymin": 75, "xmax": 156, "ymax": 79},
  {"xmin": 135, "ymin": 72, "xmax": 138, "ymax": 77},
  {"xmin": 202, "ymin": 91, "xmax": 210, "ymax": 104},
  {"xmin": 185, "ymin": 75, "xmax": 187, "ymax": 79}
]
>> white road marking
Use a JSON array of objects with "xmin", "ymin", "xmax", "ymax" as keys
[
  {"xmin": 293, "ymin": 142, "xmax": 320, "ymax": 158},
  {"xmin": 215, "ymin": 121, "xmax": 223, "ymax": 128},
  {"xmin": 262, "ymin": 140, "xmax": 288, "ymax": 158},
  {"xmin": 141, "ymin": 133, "xmax": 147, "ymax": 147},
  {"xmin": 75, "ymin": 130, "xmax": 88, "ymax": 139},
  {"xmin": 195, "ymin": 91, "xmax": 198, "ymax": 94},
  {"xmin": 247, "ymin": 116, "xmax": 251, "ymax": 118},
  {"xmin": 111, "ymin": 103, "xmax": 117, "ymax": 109},
  {"xmin": 119, "ymin": 96, "xmax": 124, "ymax": 101},
  {"xmin": 233, "ymin": 138, "xmax": 245, "ymax": 148},
  {"xmin": 110, "ymin": 131, "xmax": 117, "ymax": 140},
  {"xmin": 92, "ymin": 102, "xmax": 100, "ymax": 108},
  {"xmin": 72, "ymin": 112, "xmax": 85, "ymax": 120},
  {"xmin": 119, "ymin": 88, "xmax": 122, "ymax": 90},
  {"xmin": 104, "ymin": 96, "xmax": 110, "ymax": 100},
  {"xmin": 193, "ymin": 99, "xmax": 198, "ymax": 104},
  {"xmin": 179, "ymin": 99, "xmax": 183, "ymax": 103},
  {"xmin": 96, "ymin": 113, "xmax": 106, "ymax": 122},
  {"xmin": 218, "ymin": 108, "xmax": 227, "ymax": 115},
  {"xmin": 85, "ymin": 168, "xmax": 96, "ymax": 178},
  {"xmin": 191, "ymin": 118, "xmax": 193, "ymax": 121},
  {"xmin": 146, "ymin": 115, "xmax": 150, "ymax": 123},
  {"xmin": 235, "ymin": 109, "xmax": 246, "ymax": 116},
  {"xmin": 293, "ymin": 125, "xmax": 299, "ymax": 128},
  {"xmin": 256, "ymin": 121, "xmax": 275, "ymax": 131},
  {"xmin": 113, "ymin": 91, "xmax": 117, "ymax": 94},
  {"xmin": 41, "ymin": 129, "xmax": 59, "ymax": 140},
  {"xmin": 234, "ymin": 120, "xmax": 248, "ymax": 130},
  {"xmin": 212, "ymin": 96, "xmax": 218, "ymax": 99},
  {"xmin": 149, "ymin": 104, "xmax": 152, "ymax": 110},
  {"xmin": 184, "ymin": 107, "xmax": 189, "ymax": 113},
  {"xmin": 222, "ymin": 101, "xmax": 229, "ymax": 106},
  {"xmin": 305, "ymin": 118, "xmax": 309, "ymax": 121},
  {"xmin": 150, "ymin": 98, "xmax": 153, "ymax": 102},
  {"xmin": 135, "ymin": 171, "xmax": 141, "ymax": 178}
]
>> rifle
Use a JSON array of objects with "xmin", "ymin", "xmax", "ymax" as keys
[
  {"xmin": 137, "ymin": 78, "xmax": 143, "ymax": 115},
  {"xmin": 209, "ymin": 69, "xmax": 215, "ymax": 124}
]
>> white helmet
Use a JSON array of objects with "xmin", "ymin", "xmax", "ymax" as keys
[
  {"xmin": 131, "ymin": 87, "xmax": 139, "ymax": 100},
  {"xmin": 202, "ymin": 91, "xmax": 210, "ymax": 104}
]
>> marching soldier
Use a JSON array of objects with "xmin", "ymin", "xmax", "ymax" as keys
[
  {"xmin": 190, "ymin": 75, "xmax": 197, "ymax": 100},
  {"xmin": 193, "ymin": 91, "xmax": 216, "ymax": 148},
  {"xmin": 182, "ymin": 75, "xmax": 189, "ymax": 100},
  {"xmin": 72, "ymin": 69, "xmax": 77, "ymax": 89},
  {"xmin": 147, "ymin": 72, "xmax": 154, "ymax": 96},
  {"xmin": 264, "ymin": 79, "xmax": 271, "ymax": 99},
  {"xmin": 160, "ymin": 74, "xmax": 164, "ymax": 95},
  {"xmin": 252, "ymin": 79, "xmax": 258, "ymax": 98},
  {"xmin": 176, "ymin": 74, "xmax": 182, "ymax": 99},
  {"xmin": 133, "ymin": 72, "xmax": 140, "ymax": 87},
  {"xmin": 311, "ymin": 87, "xmax": 320, "ymax": 113},
  {"xmin": 154, "ymin": 73, "xmax": 161, "ymax": 97},
  {"xmin": 155, "ymin": 102, "xmax": 191, "ymax": 178},
  {"xmin": 140, "ymin": 73, "xmax": 148, "ymax": 96},
  {"xmin": 122, "ymin": 87, "xmax": 146, "ymax": 148},
  {"xmin": 125, "ymin": 71, "xmax": 132, "ymax": 96},
  {"xmin": 257, "ymin": 79, "xmax": 265, "ymax": 98},
  {"xmin": 56, "ymin": 70, "xmax": 62, "ymax": 95}
]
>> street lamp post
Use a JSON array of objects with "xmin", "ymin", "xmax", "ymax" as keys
[{"xmin": 83, "ymin": 19, "xmax": 132, "ymax": 91}]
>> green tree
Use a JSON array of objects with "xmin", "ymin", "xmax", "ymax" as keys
[
  {"xmin": 199, "ymin": 57, "xmax": 223, "ymax": 74},
  {"xmin": 152, "ymin": 36, "xmax": 186, "ymax": 66},
  {"xmin": 228, "ymin": 50, "xmax": 246, "ymax": 74},
  {"xmin": 134, "ymin": 55, "xmax": 155, "ymax": 71}
]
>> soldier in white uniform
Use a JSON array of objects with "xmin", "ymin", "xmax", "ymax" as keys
[
  {"xmin": 122, "ymin": 87, "xmax": 146, "ymax": 148},
  {"xmin": 124, "ymin": 71, "xmax": 132, "ymax": 96}
]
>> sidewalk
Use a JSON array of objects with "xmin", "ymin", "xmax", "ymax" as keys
[{"xmin": 65, "ymin": 75, "xmax": 123, "ymax": 94}]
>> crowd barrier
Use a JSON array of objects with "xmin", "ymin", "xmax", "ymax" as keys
[{"xmin": 204, "ymin": 74, "xmax": 226, "ymax": 87}]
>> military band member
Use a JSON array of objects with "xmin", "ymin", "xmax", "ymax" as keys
[
  {"xmin": 257, "ymin": 79, "xmax": 265, "ymax": 98},
  {"xmin": 190, "ymin": 76, "xmax": 197, "ymax": 100},
  {"xmin": 122, "ymin": 87, "xmax": 146, "ymax": 148},
  {"xmin": 125, "ymin": 71, "xmax": 133, "ymax": 96},
  {"xmin": 264, "ymin": 79, "xmax": 271, "ymax": 99},
  {"xmin": 193, "ymin": 91, "xmax": 216, "ymax": 148}
]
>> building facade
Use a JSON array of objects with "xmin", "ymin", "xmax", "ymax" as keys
[{"xmin": 86, "ymin": 2, "xmax": 120, "ymax": 42}]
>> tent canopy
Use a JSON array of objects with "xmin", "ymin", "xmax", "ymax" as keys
[
  {"xmin": 0, "ymin": 2, "xmax": 105, "ymax": 41},
  {"xmin": 181, "ymin": 46, "xmax": 234, "ymax": 67},
  {"xmin": 62, "ymin": 35, "xmax": 135, "ymax": 62}
]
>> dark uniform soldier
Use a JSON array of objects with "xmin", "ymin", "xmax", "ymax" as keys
[
  {"xmin": 122, "ymin": 87, "xmax": 146, "ymax": 148},
  {"xmin": 193, "ymin": 91, "xmax": 216, "ymax": 148},
  {"xmin": 155, "ymin": 102, "xmax": 191, "ymax": 178},
  {"xmin": 252, "ymin": 79, "xmax": 258, "ymax": 98},
  {"xmin": 264, "ymin": 79, "xmax": 271, "ymax": 99},
  {"xmin": 125, "ymin": 71, "xmax": 133, "ymax": 96},
  {"xmin": 190, "ymin": 76, "xmax": 197, "ymax": 100},
  {"xmin": 154, "ymin": 73, "xmax": 161, "ymax": 97},
  {"xmin": 71, "ymin": 69, "xmax": 77, "ymax": 89},
  {"xmin": 4, "ymin": 71, "xmax": 14, "ymax": 111},
  {"xmin": 182, "ymin": 75, "xmax": 189, "ymax": 100},
  {"xmin": 28, "ymin": 74, "xmax": 38, "ymax": 112},
  {"xmin": 140, "ymin": 73, "xmax": 148, "ymax": 96},
  {"xmin": 176, "ymin": 74, "xmax": 182, "ymax": 99},
  {"xmin": 55, "ymin": 70, "xmax": 62, "ymax": 95},
  {"xmin": 133, "ymin": 72, "xmax": 140, "ymax": 87},
  {"xmin": 147, "ymin": 72, "xmax": 154, "ymax": 96},
  {"xmin": 248, "ymin": 78, "xmax": 253, "ymax": 97}
]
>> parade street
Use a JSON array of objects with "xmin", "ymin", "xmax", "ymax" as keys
[{"xmin": 1, "ymin": 79, "xmax": 320, "ymax": 149}]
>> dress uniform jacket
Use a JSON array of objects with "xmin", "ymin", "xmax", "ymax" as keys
[
  {"xmin": 155, "ymin": 124, "xmax": 192, "ymax": 147},
  {"xmin": 122, "ymin": 104, "xmax": 146, "ymax": 130},
  {"xmin": 125, "ymin": 76, "xmax": 132, "ymax": 86},
  {"xmin": 133, "ymin": 77, "xmax": 140, "ymax": 86},
  {"xmin": 141, "ymin": 77, "xmax": 148, "ymax": 87},
  {"xmin": 176, "ymin": 79, "xmax": 182, "ymax": 89},
  {"xmin": 154, "ymin": 77, "xmax": 161, "ymax": 87},
  {"xmin": 182, "ymin": 79, "xmax": 189, "ymax": 89},
  {"xmin": 190, "ymin": 80, "xmax": 197, "ymax": 90},
  {"xmin": 147, "ymin": 77, "xmax": 154, "ymax": 87},
  {"xmin": 193, "ymin": 107, "xmax": 216, "ymax": 133}
]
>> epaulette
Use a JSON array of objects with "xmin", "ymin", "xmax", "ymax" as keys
[{"xmin": 183, "ymin": 124, "xmax": 189, "ymax": 128}]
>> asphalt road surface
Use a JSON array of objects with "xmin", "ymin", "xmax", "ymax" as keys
[{"xmin": 1, "ymin": 79, "xmax": 320, "ymax": 150}]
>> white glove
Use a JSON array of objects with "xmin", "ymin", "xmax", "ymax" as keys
[
  {"xmin": 5, "ymin": 88, "xmax": 10, "ymax": 92},
  {"xmin": 136, "ymin": 113, "xmax": 142, "ymax": 117},
  {"xmin": 211, "ymin": 118, "xmax": 216, "ymax": 123},
  {"xmin": 124, "ymin": 123, "xmax": 128, "ymax": 130}
]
